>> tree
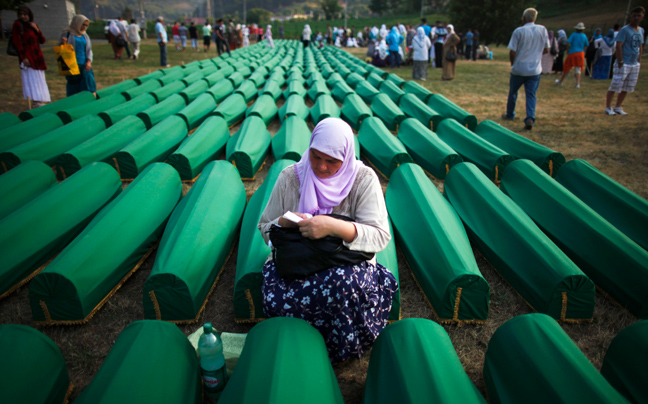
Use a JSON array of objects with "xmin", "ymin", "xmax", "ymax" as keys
[
  {"xmin": 0, "ymin": 0, "xmax": 33, "ymax": 39},
  {"xmin": 368, "ymin": 0, "xmax": 389, "ymax": 15},
  {"xmin": 320, "ymin": 0, "xmax": 342, "ymax": 20},
  {"xmin": 449, "ymin": 0, "xmax": 534, "ymax": 46},
  {"xmin": 247, "ymin": 8, "xmax": 272, "ymax": 25}
]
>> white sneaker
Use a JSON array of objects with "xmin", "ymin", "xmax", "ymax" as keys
[
  {"xmin": 613, "ymin": 107, "xmax": 628, "ymax": 116},
  {"xmin": 575, "ymin": 83, "xmax": 580, "ymax": 89},
  {"xmin": 555, "ymin": 79, "xmax": 562, "ymax": 85},
  {"xmin": 604, "ymin": 107, "xmax": 616, "ymax": 115}
]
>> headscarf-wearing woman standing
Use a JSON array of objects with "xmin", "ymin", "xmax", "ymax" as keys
[
  {"xmin": 585, "ymin": 27, "xmax": 602, "ymax": 77},
  {"xmin": 241, "ymin": 24, "xmax": 250, "ymax": 47},
  {"xmin": 442, "ymin": 24, "xmax": 460, "ymax": 81},
  {"xmin": 592, "ymin": 29, "xmax": 615, "ymax": 79},
  {"xmin": 303, "ymin": 24, "xmax": 312, "ymax": 48},
  {"xmin": 60, "ymin": 15, "xmax": 96, "ymax": 97},
  {"xmin": 411, "ymin": 27, "xmax": 432, "ymax": 80},
  {"xmin": 541, "ymin": 30, "xmax": 558, "ymax": 73},
  {"xmin": 236, "ymin": 23, "xmax": 243, "ymax": 48},
  {"xmin": 552, "ymin": 29, "xmax": 568, "ymax": 74},
  {"xmin": 12, "ymin": 6, "xmax": 50, "ymax": 108},
  {"xmin": 258, "ymin": 118, "xmax": 398, "ymax": 364},
  {"xmin": 386, "ymin": 27, "xmax": 404, "ymax": 68},
  {"xmin": 379, "ymin": 24, "xmax": 388, "ymax": 40},
  {"xmin": 264, "ymin": 24, "xmax": 274, "ymax": 48}
]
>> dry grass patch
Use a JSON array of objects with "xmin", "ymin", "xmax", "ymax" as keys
[{"xmin": 0, "ymin": 41, "xmax": 645, "ymax": 403}]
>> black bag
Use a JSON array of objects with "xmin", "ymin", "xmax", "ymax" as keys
[
  {"xmin": 268, "ymin": 214, "xmax": 375, "ymax": 280},
  {"xmin": 550, "ymin": 38, "xmax": 558, "ymax": 56},
  {"xmin": 6, "ymin": 24, "xmax": 23, "ymax": 57},
  {"xmin": 115, "ymin": 35, "xmax": 126, "ymax": 48},
  {"xmin": 446, "ymin": 49, "xmax": 457, "ymax": 61}
]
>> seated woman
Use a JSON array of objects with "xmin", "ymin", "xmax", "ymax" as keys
[{"xmin": 258, "ymin": 118, "xmax": 398, "ymax": 364}]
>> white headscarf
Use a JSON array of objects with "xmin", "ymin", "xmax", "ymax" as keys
[
  {"xmin": 398, "ymin": 24, "xmax": 406, "ymax": 35},
  {"xmin": 371, "ymin": 26, "xmax": 379, "ymax": 37},
  {"xmin": 415, "ymin": 26, "xmax": 426, "ymax": 42},
  {"xmin": 445, "ymin": 24, "xmax": 455, "ymax": 44},
  {"xmin": 379, "ymin": 24, "xmax": 388, "ymax": 39},
  {"xmin": 378, "ymin": 39, "xmax": 388, "ymax": 59}
]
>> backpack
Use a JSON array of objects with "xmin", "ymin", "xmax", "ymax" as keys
[{"xmin": 6, "ymin": 23, "xmax": 23, "ymax": 57}]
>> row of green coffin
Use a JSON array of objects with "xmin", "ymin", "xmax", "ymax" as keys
[{"xmin": 3, "ymin": 316, "xmax": 646, "ymax": 404}]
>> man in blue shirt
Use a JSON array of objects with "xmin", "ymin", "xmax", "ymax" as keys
[
  {"xmin": 555, "ymin": 22, "xmax": 589, "ymax": 88},
  {"xmin": 464, "ymin": 29, "xmax": 474, "ymax": 60},
  {"xmin": 421, "ymin": 18, "xmax": 431, "ymax": 38},
  {"xmin": 155, "ymin": 16, "xmax": 169, "ymax": 67},
  {"xmin": 605, "ymin": 6, "xmax": 645, "ymax": 115}
]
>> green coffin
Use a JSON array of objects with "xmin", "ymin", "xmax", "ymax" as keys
[
  {"xmin": 98, "ymin": 93, "xmax": 157, "ymax": 127},
  {"xmin": 283, "ymin": 81, "xmax": 307, "ymax": 99},
  {"xmin": 246, "ymin": 94, "xmax": 278, "ymax": 126},
  {"xmin": 307, "ymin": 72, "xmax": 325, "ymax": 87},
  {"xmin": 19, "ymin": 91, "xmax": 95, "ymax": 121},
  {"xmin": 259, "ymin": 80, "xmax": 282, "ymax": 102},
  {"xmin": 307, "ymin": 80, "xmax": 332, "ymax": 102},
  {"xmin": 484, "ymin": 314, "xmax": 629, "ymax": 404},
  {"xmin": 0, "ymin": 112, "xmax": 19, "ymax": 128},
  {"xmin": 367, "ymin": 73, "xmax": 385, "ymax": 88},
  {"xmin": 96, "ymin": 79, "xmax": 137, "ymax": 99},
  {"xmin": 0, "ymin": 163, "xmax": 121, "ymax": 300},
  {"xmin": 556, "ymin": 159, "xmax": 648, "ymax": 251},
  {"xmin": 235, "ymin": 80, "xmax": 259, "ymax": 104},
  {"xmin": 238, "ymin": 66, "xmax": 252, "ymax": 78},
  {"xmin": 227, "ymin": 71, "xmax": 244, "ymax": 87},
  {"xmin": 0, "ymin": 160, "xmax": 56, "ymax": 221},
  {"xmin": 358, "ymin": 117, "xmax": 412, "ymax": 179},
  {"xmin": 56, "ymin": 93, "xmax": 127, "ymax": 124},
  {"xmin": 234, "ymin": 159, "xmax": 293, "ymax": 322},
  {"xmin": 331, "ymin": 81, "xmax": 355, "ymax": 103},
  {"xmin": 180, "ymin": 71, "xmax": 204, "ymax": 86},
  {"xmin": 341, "ymin": 93, "xmax": 373, "ymax": 131},
  {"xmin": 219, "ymin": 317, "xmax": 344, "ymax": 404},
  {"xmin": 178, "ymin": 80, "xmax": 208, "ymax": 104},
  {"xmin": 446, "ymin": 162, "xmax": 595, "ymax": 320},
  {"xmin": 269, "ymin": 70, "xmax": 286, "ymax": 87},
  {"xmin": 437, "ymin": 118, "xmax": 515, "ymax": 182},
  {"xmin": 213, "ymin": 93, "xmax": 247, "ymax": 127},
  {"xmin": 364, "ymin": 319, "xmax": 486, "ymax": 404},
  {"xmin": 157, "ymin": 69, "xmax": 184, "ymax": 86},
  {"xmin": 135, "ymin": 70, "xmax": 164, "ymax": 84},
  {"xmin": 287, "ymin": 71, "xmax": 305, "ymax": 84},
  {"xmin": 0, "ymin": 113, "xmax": 65, "ymax": 154},
  {"xmin": 377, "ymin": 219, "xmax": 401, "ymax": 321},
  {"xmin": 386, "ymin": 163, "xmax": 489, "ymax": 322},
  {"xmin": 354, "ymin": 66, "xmax": 369, "ymax": 77},
  {"xmin": 398, "ymin": 118, "xmax": 462, "ymax": 180},
  {"xmin": 176, "ymin": 93, "xmax": 217, "ymax": 130},
  {"xmin": 385, "ymin": 73, "xmax": 405, "ymax": 88},
  {"xmin": 74, "ymin": 320, "xmax": 201, "ymax": 404},
  {"xmin": 248, "ymin": 71, "xmax": 267, "ymax": 87},
  {"xmin": 121, "ymin": 79, "xmax": 161, "ymax": 101},
  {"xmin": 115, "ymin": 115, "xmax": 188, "ymax": 180},
  {"xmin": 326, "ymin": 72, "xmax": 343, "ymax": 88},
  {"xmin": 206, "ymin": 80, "xmax": 235, "ymax": 103},
  {"xmin": 337, "ymin": 64, "xmax": 352, "ymax": 78},
  {"xmin": 500, "ymin": 159, "xmax": 648, "ymax": 318},
  {"xmin": 427, "ymin": 94, "xmax": 477, "ymax": 130},
  {"xmin": 356, "ymin": 81, "xmax": 380, "ymax": 104},
  {"xmin": 279, "ymin": 94, "xmax": 310, "ymax": 123},
  {"xmin": 272, "ymin": 116, "xmax": 311, "ymax": 162},
  {"xmin": 30, "ymin": 163, "xmax": 181, "ymax": 323},
  {"xmin": 0, "ymin": 114, "xmax": 107, "ymax": 170},
  {"xmin": 601, "ymin": 320, "xmax": 648, "ymax": 404},
  {"xmin": 345, "ymin": 72, "xmax": 364, "ymax": 89},
  {"xmin": 136, "ymin": 93, "xmax": 187, "ymax": 130},
  {"xmin": 371, "ymin": 94, "xmax": 406, "ymax": 132},
  {"xmin": 403, "ymin": 81, "xmax": 433, "ymax": 103},
  {"xmin": 150, "ymin": 80, "xmax": 186, "ymax": 103},
  {"xmin": 380, "ymin": 80, "xmax": 406, "ymax": 104},
  {"xmin": 226, "ymin": 116, "xmax": 271, "ymax": 179},
  {"xmin": 203, "ymin": 70, "xmax": 225, "ymax": 86},
  {"xmin": 167, "ymin": 116, "xmax": 229, "ymax": 181},
  {"xmin": 399, "ymin": 94, "xmax": 444, "ymax": 131},
  {"xmin": 0, "ymin": 325, "xmax": 71, "ymax": 404},
  {"xmin": 474, "ymin": 120, "xmax": 564, "ymax": 176},
  {"xmin": 310, "ymin": 94, "xmax": 341, "ymax": 125},
  {"xmin": 53, "ymin": 116, "xmax": 148, "ymax": 180},
  {"xmin": 144, "ymin": 161, "xmax": 245, "ymax": 322}
]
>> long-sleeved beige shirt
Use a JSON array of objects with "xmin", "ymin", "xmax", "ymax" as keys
[{"xmin": 257, "ymin": 164, "xmax": 391, "ymax": 254}]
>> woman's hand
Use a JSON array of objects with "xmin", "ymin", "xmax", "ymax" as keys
[
  {"xmin": 298, "ymin": 216, "xmax": 357, "ymax": 242},
  {"xmin": 277, "ymin": 212, "xmax": 309, "ymax": 228},
  {"xmin": 22, "ymin": 59, "xmax": 31, "ymax": 68},
  {"xmin": 85, "ymin": 60, "xmax": 92, "ymax": 71},
  {"xmin": 29, "ymin": 22, "xmax": 39, "ymax": 32}
]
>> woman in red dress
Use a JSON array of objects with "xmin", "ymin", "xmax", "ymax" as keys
[{"xmin": 12, "ymin": 5, "xmax": 50, "ymax": 108}]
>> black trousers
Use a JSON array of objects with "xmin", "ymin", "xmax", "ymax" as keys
[{"xmin": 434, "ymin": 42, "xmax": 444, "ymax": 68}]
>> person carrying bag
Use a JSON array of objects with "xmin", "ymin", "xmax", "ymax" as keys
[{"xmin": 54, "ymin": 36, "xmax": 80, "ymax": 76}]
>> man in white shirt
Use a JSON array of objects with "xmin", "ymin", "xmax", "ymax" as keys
[{"xmin": 503, "ymin": 8, "xmax": 549, "ymax": 130}]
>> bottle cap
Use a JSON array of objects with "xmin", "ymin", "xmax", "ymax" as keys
[{"xmin": 203, "ymin": 323, "xmax": 213, "ymax": 334}]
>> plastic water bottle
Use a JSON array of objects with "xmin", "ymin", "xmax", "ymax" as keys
[{"xmin": 198, "ymin": 323, "xmax": 228, "ymax": 398}]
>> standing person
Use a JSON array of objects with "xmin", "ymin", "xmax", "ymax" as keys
[
  {"xmin": 242, "ymin": 24, "xmax": 250, "ymax": 47},
  {"xmin": 471, "ymin": 29, "xmax": 480, "ymax": 61},
  {"xmin": 609, "ymin": 24, "xmax": 621, "ymax": 78},
  {"xmin": 227, "ymin": 20, "xmax": 238, "ymax": 51},
  {"xmin": 236, "ymin": 24, "xmax": 243, "ymax": 49},
  {"xmin": 189, "ymin": 22, "xmax": 198, "ymax": 51},
  {"xmin": 118, "ymin": 17, "xmax": 132, "ymax": 59},
  {"xmin": 541, "ymin": 30, "xmax": 558, "ymax": 73},
  {"xmin": 258, "ymin": 118, "xmax": 398, "ymax": 365},
  {"xmin": 202, "ymin": 21, "xmax": 212, "ymax": 52},
  {"xmin": 585, "ymin": 28, "xmax": 603, "ymax": 76},
  {"xmin": 555, "ymin": 23, "xmax": 589, "ymax": 88},
  {"xmin": 442, "ymin": 24, "xmax": 460, "ymax": 81},
  {"xmin": 421, "ymin": 18, "xmax": 431, "ymax": 38},
  {"xmin": 108, "ymin": 18, "xmax": 127, "ymax": 60},
  {"xmin": 464, "ymin": 29, "xmax": 474, "ymax": 60},
  {"xmin": 326, "ymin": 24, "xmax": 333, "ymax": 44},
  {"xmin": 127, "ymin": 18, "xmax": 141, "ymax": 60},
  {"xmin": 502, "ymin": 8, "xmax": 549, "ymax": 130},
  {"xmin": 552, "ymin": 29, "xmax": 567, "ymax": 73},
  {"xmin": 215, "ymin": 19, "xmax": 231, "ymax": 56},
  {"xmin": 592, "ymin": 29, "xmax": 615, "ymax": 79},
  {"xmin": 60, "ymin": 15, "xmax": 96, "ymax": 97},
  {"xmin": 433, "ymin": 21, "xmax": 447, "ymax": 68},
  {"xmin": 411, "ymin": 27, "xmax": 432, "ymax": 80},
  {"xmin": 605, "ymin": 7, "xmax": 645, "ymax": 116},
  {"xmin": 303, "ymin": 24, "xmax": 312, "ymax": 48},
  {"xmin": 12, "ymin": 5, "xmax": 50, "ymax": 108},
  {"xmin": 386, "ymin": 27, "xmax": 404, "ymax": 68},
  {"xmin": 155, "ymin": 16, "xmax": 170, "ymax": 67},
  {"xmin": 279, "ymin": 24, "xmax": 284, "ymax": 39},
  {"xmin": 264, "ymin": 24, "xmax": 274, "ymax": 49},
  {"xmin": 178, "ymin": 22, "xmax": 188, "ymax": 52},
  {"xmin": 172, "ymin": 21, "xmax": 181, "ymax": 51}
]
